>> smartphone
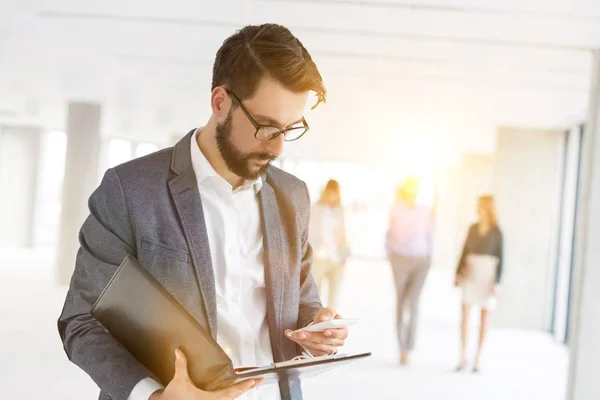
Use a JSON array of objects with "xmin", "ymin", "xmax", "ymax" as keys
[{"xmin": 291, "ymin": 318, "xmax": 359, "ymax": 334}]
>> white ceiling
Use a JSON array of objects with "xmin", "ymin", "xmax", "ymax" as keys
[{"xmin": 1, "ymin": 0, "xmax": 599, "ymax": 164}]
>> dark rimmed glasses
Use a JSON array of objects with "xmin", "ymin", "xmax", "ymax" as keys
[{"xmin": 226, "ymin": 89, "xmax": 309, "ymax": 142}]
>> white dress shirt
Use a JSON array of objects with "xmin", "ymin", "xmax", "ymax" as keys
[{"xmin": 128, "ymin": 129, "xmax": 280, "ymax": 400}]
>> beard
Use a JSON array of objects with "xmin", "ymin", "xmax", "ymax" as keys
[{"xmin": 215, "ymin": 111, "xmax": 276, "ymax": 181}]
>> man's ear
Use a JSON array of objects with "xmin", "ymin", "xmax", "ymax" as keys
[{"xmin": 211, "ymin": 87, "xmax": 230, "ymax": 121}]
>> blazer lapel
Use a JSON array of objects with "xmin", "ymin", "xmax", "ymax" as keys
[
  {"xmin": 259, "ymin": 180, "xmax": 286, "ymax": 361},
  {"xmin": 168, "ymin": 130, "xmax": 217, "ymax": 337}
]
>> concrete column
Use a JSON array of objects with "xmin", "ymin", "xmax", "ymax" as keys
[
  {"xmin": 0, "ymin": 126, "xmax": 41, "ymax": 248},
  {"xmin": 493, "ymin": 127, "xmax": 563, "ymax": 330},
  {"xmin": 56, "ymin": 102, "xmax": 102, "ymax": 285},
  {"xmin": 567, "ymin": 49, "xmax": 600, "ymax": 400},
  {"xmin": 25, "ymin": 128, "xmax": 42, "ymax": 248}
]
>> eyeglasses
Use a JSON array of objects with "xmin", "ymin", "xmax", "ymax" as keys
[{"xmin": 226, "ymin": 89, "xmax": 309, "ymax": 142}]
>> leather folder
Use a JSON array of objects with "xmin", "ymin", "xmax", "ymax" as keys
[{"xmin": 91, "ymin": 254, "xmax": 371, "ymax": 390}]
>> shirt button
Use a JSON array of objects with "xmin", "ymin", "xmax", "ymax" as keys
[{"xmin": 244, "ymin": 341, "xmax": 252, "ymax": 348}]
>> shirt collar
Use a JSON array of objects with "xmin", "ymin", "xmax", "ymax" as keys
[{"xmin": 190, "ymin": 128, "xmax": 263, "ymax": 194}]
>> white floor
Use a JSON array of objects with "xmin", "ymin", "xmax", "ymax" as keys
[{"xmin": 0, "ymin": 249, "xmax": 568, "ymax": 399}]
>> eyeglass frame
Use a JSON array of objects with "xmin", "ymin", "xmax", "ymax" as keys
[{"xmin": 225, "ymin": 89, "xmax": 310, "ymax": 142}]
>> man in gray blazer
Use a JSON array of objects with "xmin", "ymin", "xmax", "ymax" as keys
[{"xmin": 58, "ymin": 24, "xmax": 348, "ymax": 400}]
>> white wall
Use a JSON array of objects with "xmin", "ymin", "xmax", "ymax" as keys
[
  {"xmin": 432, "ymin": 155, "xmax": 495, "ymax": 271},
  {"xmin": 430, "ymin": 163, "xmax": 461, "ymax": 269},
  {"xmin": 493, "ymin": 127, "xmax": 563, "ymax": 330},
  {"xmin": 567, "ymin": 51, "xmax": 600, "ymax": 400}
]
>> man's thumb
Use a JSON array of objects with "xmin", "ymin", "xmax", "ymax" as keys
[
  {"xmin": 317, "ymin": 308, "xmax": 336, "ymax": 322},
  {"xmin": 174, "ymin": 348, "xmax": 190, "ymax": 381}
]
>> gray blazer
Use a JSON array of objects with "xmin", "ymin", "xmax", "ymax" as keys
[{"xmin": 57, "ymin": 130, "xmax": 322, "ymax": 400}]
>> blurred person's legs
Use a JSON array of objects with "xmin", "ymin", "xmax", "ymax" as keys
[
  {"xmin": 458, "ymin": 255, "xmax": 496, "ymax": 371},
  {"xmin": 457, "ymin": 304, "xmax": 470, "ymax": 371},
  {"xmin": 390, "ymin": 254, "xmax": 430, "ymax": 365},
  {"xmin": 312, "ymin": 260, "xmax": 344, "ymax": 309},
  {"xmin": 390, "ymin": 255, "xmax": 409, "ymax": 362},
  {"xmin": 473, "ymin": 308, "xmax": 490, "ymax": 372},
  {"xmin": 324, "ymin": 262, "xmax": 344, "ymax": 312},
  {"xmin": 403, "ymin": 259, "xmax": 429, "ymax": 354},
  {"xmin": 311, "ymin": 260, "xmax": 329, "ymax": 299}
]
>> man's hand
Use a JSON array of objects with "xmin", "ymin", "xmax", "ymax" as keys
[
  {"xmin": 284, "ymin": 308, "xmax": 348, "ymax": 357},
  {"xmin": 150, "ymin": 349, "xmax": 261, "ymax": 400}
]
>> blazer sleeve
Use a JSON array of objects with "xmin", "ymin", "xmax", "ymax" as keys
[{"xmin": 57, "ymin": 168, "xmax": 156, "ymax": 400}]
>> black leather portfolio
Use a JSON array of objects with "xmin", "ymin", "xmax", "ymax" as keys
[{"xmin": 91, "ymin": 254, "xmax": 370, "ymax": 390}]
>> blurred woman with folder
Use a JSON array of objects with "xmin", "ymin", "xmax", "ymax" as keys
[{"xmin": 454, "ymin": 195, "xmax": 503, "ymax": 373}]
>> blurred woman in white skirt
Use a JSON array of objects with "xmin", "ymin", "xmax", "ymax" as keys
[
  {"xmin": 310, "ymin": 179, "xmax": 349, "ymax": 312},
  {"xmin": 455, "ymin": 195, "xmax": 503, "ymax": 373}
]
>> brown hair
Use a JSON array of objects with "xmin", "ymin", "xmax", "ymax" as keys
[
  {"xmin": 478, "ymin": 195, "xmax": 498, "ymax": 226},
  {"xmin": 318, "ymin": 179, "xmax": 341, "ymax": 207},
  {"xmin": 211, "ymin": 24, "xmax": 326, "ymax": 108}
]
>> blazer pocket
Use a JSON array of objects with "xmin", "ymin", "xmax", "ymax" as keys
[{"xmin": 141, "ymin": 238, "xmax": 190, "ymax": 263}]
